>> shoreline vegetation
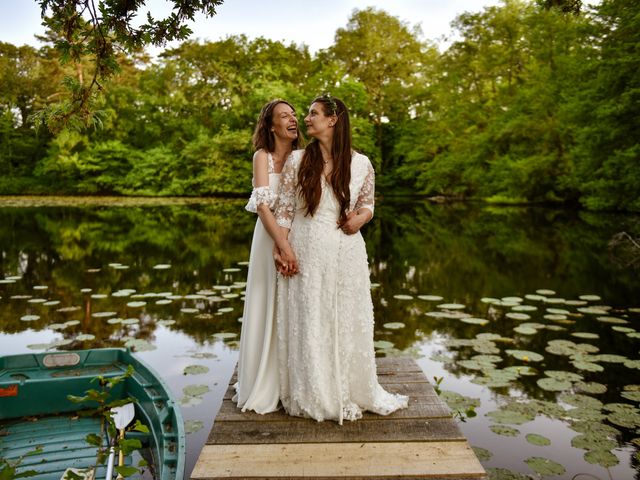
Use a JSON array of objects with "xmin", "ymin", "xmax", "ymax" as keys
[{"xmin": 1, "ymin": 0, "xmax": 638, "ymax": 212}]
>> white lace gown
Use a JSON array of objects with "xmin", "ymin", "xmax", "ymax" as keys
[
  {"xmin": 275, "ymin": 149, "xmax": 408, "ymax": 424},
  {"xmin": 234, "ymin": 152, "xmax": 281, "ymax": 414}
]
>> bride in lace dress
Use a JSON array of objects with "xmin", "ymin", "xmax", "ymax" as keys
[
  {"xmin": 234, "ymin": 100, "xmax": 301, "ymax": 414},
  {"xmin": 274, "ymin": 95, "xmax": 408, "ymax": 424}
]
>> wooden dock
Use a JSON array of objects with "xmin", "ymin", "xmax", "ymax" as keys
[{"xmin": 191, "ymin": 357, "xmax": 487, "ymax": 479}]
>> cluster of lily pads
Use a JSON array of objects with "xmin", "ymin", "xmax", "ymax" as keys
[{"xmin": 387, "ymin": 288, "xmax": 640, "ymax": 479}]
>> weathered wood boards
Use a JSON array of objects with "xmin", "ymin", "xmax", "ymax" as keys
[{"xmin": 191, "ymin": 357, "xmax": 486, "ymax": 479}]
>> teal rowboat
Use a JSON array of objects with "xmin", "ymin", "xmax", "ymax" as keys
[{"xmin": 0, "ymin": 348, "xmax": 185, "ymax": 480}]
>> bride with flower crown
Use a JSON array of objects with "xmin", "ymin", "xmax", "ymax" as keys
[{"xmin": 274, "ymin": 95, "xmax": 408, "ymax": 424}]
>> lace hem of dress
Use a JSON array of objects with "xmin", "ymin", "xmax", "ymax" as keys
[{"xmin": 245, "ymin": 185, "xmax": 276, "ymax": 213}]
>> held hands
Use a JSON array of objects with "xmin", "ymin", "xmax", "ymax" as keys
[
  {"xmin": 273, "ymin": 243, "xmax": 299, "ymax": 277},
  {"xmin": 338, "ymin": 210, "xmax": 370, "ymax": 235}
]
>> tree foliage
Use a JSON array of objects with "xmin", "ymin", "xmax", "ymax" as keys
[{"xmin": 0, "ymin": 0, "xmax": 638, "ymax": 211}]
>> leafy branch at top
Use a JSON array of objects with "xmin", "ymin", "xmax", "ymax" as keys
[{"xmin": 33, "ymin": 0, "xmax": 224, "ymax": 132}]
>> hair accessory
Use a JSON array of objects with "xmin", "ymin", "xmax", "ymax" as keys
[{"xmin": 321, "ymin": 93, "xmax": 338, "ymax": 115}]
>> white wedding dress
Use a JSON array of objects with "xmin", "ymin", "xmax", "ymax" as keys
[
  {"xmin": 275, "ymin": 149, "xmax": 408, "ymax": 424},
  {"xmin": 234, "ymin": 152, "xmax": 281, "ymax": 414}
]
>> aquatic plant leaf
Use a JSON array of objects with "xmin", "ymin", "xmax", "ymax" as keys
[
  {"xmin": 544, "ymin": 297, "xmax": 566, "ymax": 304},
  {"xmin": 64, "ymin": 320, "xmax": 80, "ymax": 326},
  {"xmin": 75, "ymin": 334, "xmax": 95, "ymax": 341},
  {"xmin": 212, "ymin": 332, "xmax": 237, "ymax": 340},
  {"xmin": 489, "ymin": 425, "xmax": 519, "ymax": 436},
  {"xmin": 124, "ymin": 338, "xmax": 155, "ymax": 351},
  {"xmin": 486, "ymin": 468, "xmax": 531, "ymax": 480},
  {"xmin": 486, "ymin": 409, "xmax": 533, "ymax": 425},
  {"xmin": 577, "ymin": 307, "xmax": 609, "ymax": 314},
  {"xmin": 393, "ymin": 294, "xmax": 414, "ymax": 300},
  {"xmin": 92, "ymin": 311, "xmax": 117, "ymax": 318},
  {"xmin": 43, "ymin": 300, "xmax": 61, "ymax": 306},
  {"xmin": 571, "ymin": 434, "xmax": 617, "ymax": 451},
  {"xmin": 501, "ymin": 296, "xmax": 523, "ymax": 303},
  {"xmin": 606, "ymin": 410, "xmax": 640, "ymax": 428},
  {"xmin": 504, "ymin": 366, "xmax": 538, "ymax": 376},
  {"xmin": 91, "ymin": 294, "xmax": 108, "ymax": 299},
  {"xmin": 217, "ymin": 307, "xmax": 234, "ymax": 313},
  {"xmin": 49, "ymin": 323, "xmax": 66, "ymax": 330},
  {"xmin": 126, "ymin": 301, "xmax": 147, "ymax": 308},
  {"xmin": 180, "ymin": 308, "xmax": 200, "ymax": 314},
  {"xmin": 565, "ymin": 408, "xmax": 606, "ymax": 422},
  {"xmin": 592, "ymin": 354, "xmax": 627, "ymax": 363},
  {"xmin": 27, "ymin": 298, "xmax": 47, "ymax": 303},
  {"xmin": 183, "ymin": 365, "xmax": 210, "ymax": 375},
  {"xmin": 537, "ymin": 377, "xmax": 571, "ymax": 391},
  {"xmin": 184, "ymin": 420, "xmax": 204, "ymax": 434},
  {"xmin": 621, "ymin": 391, "xmax": 640, "ymax": 402},
  {"xmin": 183, "ymin": 384, "xmax": 210, "ymax": 397},
  {"xmin": 437, "ymin": 303, "xmax": 465, "ymax": 309},
  {"xmin": 558, "ymin": 393, "xmax": 602, "ymax": 409},
  {"xmin": 546, "ymin": 308, "xmax": 570, "ymax": 314},
  {"xmin": 512, "ymin": 305, "xmax": 537, "ymax": 311},
  {"xmin": 20, "ymin": 315, "xmax": 40, "ymax": 321},
  {"xmin": 157, "ymin": 319, "xmax": 176, "ymax": 326},
  {"xmin": 513, "ymin": 326, "xmax": 537, "ymax": 335},
  {"xmin": 596, "ymin": 316, "xmax": 629, "ymax": 324},
  {"xmin": 156, "ymin": 299, "xmax": 172, "ymax": 305},
  {"xmin": 569, "ymin": 421, "xmax": 620, "ymax": 437},
  {"xmin": 460, "ymin": 317, "xmax": 489, "ymax": 325},
  {"xmin": 612, "ymin": 326, "xmax": 635, "ymax": 333},
  {"xmin": 506, "ymin": 312, "xmax": 530, "ymax": 321},
  {"xmin": 536, "ymin": 289, "xmax": 555, "ymax": 295},
  {"xmin": 584, "ymin": 450, "xmax": 619, "ymax": 467},
  {"xmin": 572, "ymin": 332, "xmax": 599, "ymax": 339},
  {"xmin": 383, "ymin": 322, "xmax": 405, "ymax": 329},
  {"xmin": 525, "ymin": 294, "xmax": 546, "ymax": 301},
  {"xmin": 418, "ymin": 295, "xmax": 443, "ymax": 301},
  {"xmin": 120, "ymin": 318, "xmax": 139, "ymax": 325},
  {"xmin": 107, "ymin": 318, "xmax": 122, "ymax": 324},
  {"xmin": 153, "ymin": 264, "xmax": 172, "ymax": 269},
  {"xmin": 439, "ymin": 390, "xmax": 480, "ymax": 411},
  {"xmin": 524, "ymin": 457, "xmax": 565, "ymax": 476},
  {"xmin": 624, "ymin": 359, "xmax": 640, "ymax": 369},
  {"xmin": 471, "ymin": 446, "xmax": 492, "ymax": 461},
  {"xmin": 579, "ymin": 294, "xmax": 601, "ymax": 301},
  {"xmin": 571, "ymin": 361, "xmax": 603, "ymax": 372},
  {"xmin": 526, "ymin": 433, "xmax": 551, "ymax": 446},
  {"xmin": 222, "ymin": 293, "xmax": 239, "ymax": 299},
  {"xmin": 480, "ymin": 297, "xmax": 500, "ymax": 304},
  {"xmin": 505, "ymin": 350, "xmax": 543, "ymax": 362}
]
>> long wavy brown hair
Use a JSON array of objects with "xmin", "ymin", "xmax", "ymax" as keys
[
  {"xmin": 252, "ymin": 99, "xmax": 302, "ymax": 152},
  {"xmin": 298, "ymin": 96, "xmax": 352, "ymax": 223}
]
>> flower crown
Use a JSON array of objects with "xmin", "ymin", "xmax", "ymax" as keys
[{"xmin": 321, "ymin": 93, "xmax": 338, "ymax": 115}]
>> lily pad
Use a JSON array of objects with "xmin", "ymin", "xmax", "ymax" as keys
[
  {"xmin": 157, "ymin": 319, "xmax": 176, "ymax": 327},
  {"xmin": 526, "ymin": 433, "xmax": 551, "ymax": 446},
  {"xmin": 513, "ymin": 326, "xmax": 537, "ymax": 335},
  {"xmin": 20, "ymin": 315, "xmax": 40, "ymax": 321},
  {"xmin": 92, "ymin": 311, "xmax": 117, "ymax": 318},
  {"xmin": 180, "ymin": 308, "xmax": 200, "ymax": 314},
  {"xmin": 536, "ymin": 289, "xmax": 556, "ymax": 295},
  {"xmin": 471, "ymin": 446, "xmax": 492, "ymax": 461},
  {"xmin": 584, "ymin": 449, "xmax": 619, "ymax": 467},
  {"xmin": 183, "ymin": 365, "xmax": 210, "ymax": 375},
  {"xmin": 571, "ymin": 434, "xmax": 617, "ymax": 451},
  {"xmin": 489, "ymin": 425, "xmax": 519, "ymax": 436},
  {"xmin": 126, "ymin": 301, "xmax": 147, "ymax": 308},
  {"xmin": 437, "ymin": 303, "xmax": 465, "ymax": 309},
  {"xmin": 577, "ymin": 306, "xmax": 609, "ymax": 315},
  {"xmin": 460, "ymin": 317, "xmax": 489, "ymax": 325},
  {"xmin": 512, "ymin": 305, "xmax": 537, "ymax": 311},
  {"xmin": 505, "ymin": 350, "xmax": 543, "ymax": 362},
  {"xmin": 524, "ymin": 457, "xmax": 565, "ymax": 476},
  {"xmin": 506, "ymin": 312, "xmax": 530, "ymax": 321},
  {"xmin": 579, "ymin": 294, "xmax": 601, "ymax": 301},
  {"xmin": 43, "ymin": 300, "xmax": 61, "ymax": 306},
  {"xmin": 153, "ymin": 264, "xmax": 172, "ymax": 269},
  {"xmin": 486, "ymin": 468, "xmax": 531, "ymax": 480},
  {"xmin": 486, "ymin": 409, "xmax": 533, "ymax": 425},
  {"xmin": 572, "ymin": 332, "xmax": 599, "ymax": 339},
  {"xmin": 183, "ymin": 384, "xmax": 210, "ymax": 397},
  {"xmin": 525, "ymin": 294, "xmax": 546, "ymax": 301},
  {"xmin": 393, "ymin": 294, "xmax": 414, "ymax": 300},
  {"xmin": 537, "ymin": 377, "xmax": 572, "ymax": 391},
  {"xmin": 480, "ymin": 297, "xmax": 501, "ymax": 304},
  {"xmin": 572, "ymin": 361, "xmax": 604, "ymax": 372},
  {"xmin": 75, "ymin": 334, "xmax": 95, "ymax": 341},
  {"xmin": 418, "ymin": 295, "xmax": 443, "ymax": 301},
  {"xmin": 373, "ymin": 340, "xmax": 395, "ymax": 350},
  {"xmin": 184, "ymin": 419, "xmax": 204, "ymax": 434},
  {"xmin": 212, "ymin": 332, "xmax": 237, "ymax": 340},
  {"xmin": 383, "ymin": 322, "xmax": 405, "ymax": 329},
  {"xmin": 124, "ymin": 338, "xmax": 155, "ymax": 351},
  {"xmin": 596, "ymin": 316, "xmax": 629, "ymax": 324}
]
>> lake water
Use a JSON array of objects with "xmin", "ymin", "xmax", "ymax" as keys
[{"xmin": 0, "ymin": 197, "xmax": 638, "ymax": 479}]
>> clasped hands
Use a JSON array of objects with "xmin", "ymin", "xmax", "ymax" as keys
[
  {"xmin": 274, "ymin": 244, "xmax": 299, "ymax": 277},
  {"xmin": 337, "ymin": 210, "xmax": 369, "ymax": 235}
]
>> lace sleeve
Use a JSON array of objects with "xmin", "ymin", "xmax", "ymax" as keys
[
  {"xmin": 274, "ymin": 155, "xmax": 299, "ymax": 229},
  {"xmin": 354, "ymin": 159, "xmax": 375, "ymax": 216},
  {"xmin": 245, "ymin": 186, "xmax": 276, "ymax": 213}
]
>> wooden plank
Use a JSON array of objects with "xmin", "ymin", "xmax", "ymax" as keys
[
  {"xmin": 191, "ymin": 441, "xmax": 486, "ymax": 479},
  {"xmin": 207, "ymin": 417, "xmax": 464, "ymax": 444},
  {"xmin": 216, "ymin": 395, "xmax": 450, "ymax": 423},
  {"xmin": 223, "ymin": 381, "xmax": 438, "ymax": 401}
]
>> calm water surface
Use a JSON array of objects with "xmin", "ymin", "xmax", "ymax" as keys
[{"xmin": 0, "ymin": 197, "xmax": 638, "ymax": 479}]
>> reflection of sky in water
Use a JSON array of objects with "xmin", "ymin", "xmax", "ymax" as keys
[{"xmin": 1, "ymin": 200, "xmax": 639, "ymax": 479}]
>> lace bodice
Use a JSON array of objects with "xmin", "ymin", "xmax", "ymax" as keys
[
  {"xmin": 275, "ymin": 149, "xmax": 375, "ymax": 229},
  {"xmin": 245, "ymin": 151, "xmax": 280, "ymax": 213}
]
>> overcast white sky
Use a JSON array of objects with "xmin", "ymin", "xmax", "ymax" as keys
[{"xmin": 1, "ymin": 0, "xmax": 507, "ymax": 53}]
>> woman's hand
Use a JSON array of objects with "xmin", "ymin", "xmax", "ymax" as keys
[
  {"xmin": 274, "ymin": 243, "xmax": 299, "ymax": 277},
  {"xmin": 338, "ymin": 210, "xmax": 370, "ymax": 235}
]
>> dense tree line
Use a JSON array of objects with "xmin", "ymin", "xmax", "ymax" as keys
[{"xmin": 0, "ymin": 0, "xmax": 638, "ymax": 211}]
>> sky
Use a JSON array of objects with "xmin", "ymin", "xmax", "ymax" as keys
[{"xmin": 0, "ymin": 0, "xmax": 505, "ymax": 53}]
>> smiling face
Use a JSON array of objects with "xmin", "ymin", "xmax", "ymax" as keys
[
  {"xmin": 304, "ymin": 102, "xmax": 335, "ymax": 139},
  {"xmin": 271, "ymin": 102, "xmax": 298, "ymax": 142}
]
